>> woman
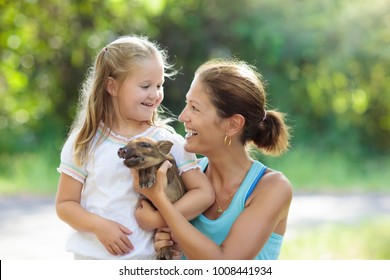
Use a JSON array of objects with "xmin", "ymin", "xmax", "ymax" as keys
[{"xmin": 134, "ymin": 58, "xmax": 292, "ymax": 259}]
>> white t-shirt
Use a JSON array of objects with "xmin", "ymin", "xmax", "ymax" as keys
[{"xmin": 57, "ymin": 123, "xmax": 199, "ymax": 259}]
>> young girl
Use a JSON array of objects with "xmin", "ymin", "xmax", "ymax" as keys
[{"xmin": 55, "ymin": 35, "xmax": 214, "ymax": 260}]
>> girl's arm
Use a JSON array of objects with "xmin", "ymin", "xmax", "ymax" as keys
[
  {"xmin": 136, "ymin": 161, "xmax": 292, "ymax": 259},
  {"xmin": 55, "ymin": 173, "xmax": 134, "ymax": 255},
  {"xmin": 135, "ymin": 167, "xmax": 215, "ymax": 230}
]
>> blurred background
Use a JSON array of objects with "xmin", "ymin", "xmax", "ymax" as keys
[{"xmin": 0, "ymin": 0, "xmax": 389, "ymax": 259}]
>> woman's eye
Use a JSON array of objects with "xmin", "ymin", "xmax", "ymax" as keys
[
  {"xmin": 191, "ymin": 106, "xmax": 199, "ymax": 112},
  {"xmin": 141, "ymin": 85, "xmax": 149, "ymax": 89}
]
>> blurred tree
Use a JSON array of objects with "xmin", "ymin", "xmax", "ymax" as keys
[
  {"xmin": 0, "ymin": 0, "xmax": 157, "ymax": 151},
  {"xmin": 152, "ymin": 0, "xmax": 390, "ymax": 153},
  {"xmin": 0, "ymin": 0, "xmax": 389, "ymax": 156},
  {"xmin": 281, "ymin": 0, "xmax": 390, "ymax": 153}
]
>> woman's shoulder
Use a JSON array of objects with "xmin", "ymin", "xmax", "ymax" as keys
[
  {"xmin": 264, "ymin": 168, "xmax": 290, "ymax": 184},
  {"xmin": 244, "ymin": 168, "xmax": 292, "ymax": 215},
  {"xmin": 254, "ymin": 168, "xmax": 292, "ymax": 200}
]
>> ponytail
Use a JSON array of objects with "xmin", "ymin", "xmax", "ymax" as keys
[{"xmin": 252, "ymin": 110, "xmax": 290, "ymax": 156}]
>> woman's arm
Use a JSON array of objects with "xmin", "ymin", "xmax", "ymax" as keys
[
  {"xmin": 55, "ymin": 173, "xmax": 134, "ymax": 255},
  {"xmin": 136, "ymin": 161, "xmax": 292, "ymax": 259},
  {"xmin": 135, "ymin": 167, "xmax": 215, "ymax": 230}
]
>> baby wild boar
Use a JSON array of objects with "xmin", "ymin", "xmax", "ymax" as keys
[{"xmin": 117, "ymin": 136, "xmax": 185, "ymax": 260}]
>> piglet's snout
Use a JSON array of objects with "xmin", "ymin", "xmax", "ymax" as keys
[{"xmin": 117, "ymin": 147, "xmax": 128, "ymax": 158}]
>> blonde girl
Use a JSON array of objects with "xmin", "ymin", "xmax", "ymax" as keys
[{"xmin": 55, "ymin": 35, "xmax": 214, "ymax": 260}]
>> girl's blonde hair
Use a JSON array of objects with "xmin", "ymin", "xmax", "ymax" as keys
[{"xmin": 70, "ymin": 35, "xmax": 176, "ymax": 166}]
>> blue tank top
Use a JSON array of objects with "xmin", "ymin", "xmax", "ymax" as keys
[{"xmin": 190, "ymin": 157, "xmax": 283, "ymax": 260}]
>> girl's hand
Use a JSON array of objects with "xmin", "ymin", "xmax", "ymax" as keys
[
  {"xmin": 93, "ymin": 217, "xmax": 134, "ymax": 256},
  {"xmin": 135, "ymin": 199, "xmax": 156, "ymax": 218}
]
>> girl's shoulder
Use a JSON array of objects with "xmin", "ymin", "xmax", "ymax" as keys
[
  {"xmin": 149, "ymin": 125, "xmax": 184, "ymax": 142},
  {"xmin": 61, "ymin": 129, "xmax": 79, "ymax": 151}
]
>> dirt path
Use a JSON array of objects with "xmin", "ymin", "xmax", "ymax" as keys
[{"xmin": 0, "ymin": 193, "xmax": 389, "ymax": 259}]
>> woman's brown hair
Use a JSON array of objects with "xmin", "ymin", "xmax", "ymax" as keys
[{"xmin": 195, "ymin": 58, "xmax": 290, "ymax": 156}]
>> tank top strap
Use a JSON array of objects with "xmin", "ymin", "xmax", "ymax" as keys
[
  {"xmin": 198, "ymin": 157, "xmax": 267, "ymax": 202},
  {"xmin": 198, "ymin": 157, "xmax": 209, "ymax": 171},
  {"xmin": 244, "ymin": 161, "xmax": 267, "ymax": 202}
]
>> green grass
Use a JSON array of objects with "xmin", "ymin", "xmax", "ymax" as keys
[
  {"xmin": 1, "ymin": 146, "xmax": 389, "ymax": 194},
  {"xmin": 0, "ymin": 150, "xmax": 60, "ymax": 195},
  {"xmin": 258, "ymin": 146, "xmax": 390, "ymax": 192},
  {"xmin": 280, "ymin": 217, "xmax": 390, "ymax": 259}
]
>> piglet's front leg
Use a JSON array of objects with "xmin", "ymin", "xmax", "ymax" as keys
[{"xmin": 138, "ymin": 166, "xmax": 158, "ymax": 188}]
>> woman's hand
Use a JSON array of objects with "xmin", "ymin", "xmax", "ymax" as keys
[
  {"xmin": 155, "ymin": 227, "xmax": 182, "ymax": 259},
  {"xmin": 132, "ymin": 160, "xmax": 172, "ymax": 204}
]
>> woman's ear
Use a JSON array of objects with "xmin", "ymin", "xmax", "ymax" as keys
[
  {"xmin": 226, "ymin": 114, "xmax": 245, "ymax": 136},
  {"xmin": 106, "ymin": 77, "xmax": 118, "ymax": 96}
]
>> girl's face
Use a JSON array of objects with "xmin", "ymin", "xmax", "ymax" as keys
[
  {"xmin": 179, "ymin": 77, "xmax": 226, "ymax": 155},
  {"xmin": 108, "ymin": 57, "xmax": 164, "ymax": 124}
]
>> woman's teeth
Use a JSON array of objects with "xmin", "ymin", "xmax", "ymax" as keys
[{"xmin": 185, "ymin": 129, "xmax": 198, "ymax": 138}]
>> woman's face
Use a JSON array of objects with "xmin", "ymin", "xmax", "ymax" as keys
[
  {"xmin": 108, "ymin": 57, "xmax": 165, "ymax": 124},
  {"xmin": 178, "ymin": 77, "xmax": 226, "ymax": 155}
]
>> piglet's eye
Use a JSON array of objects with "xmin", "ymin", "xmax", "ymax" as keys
[{"xmin": 139, "ymin": 142, "xmax": 152, "ymax": 148}]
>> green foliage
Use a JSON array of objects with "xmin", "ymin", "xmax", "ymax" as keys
[
  {"xmin": 0, "ymin": 145, "xmax": 60, "ymax": 194},
  {"xmin": 254, "ymin": 145, "xmax": 390, "ymax": 192},
  {"xmin": 0, "ymin": 0, "xmax": 389, "ymax": 178},
  {"xmin": 1, "ymin": 144, "xmax": 388, "ymax": 195},
  {"xmin": 0, "ymin": 153, "xmax": 59, "ymax": 194}
]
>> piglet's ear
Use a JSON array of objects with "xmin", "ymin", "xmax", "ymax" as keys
[{"xmin": 158, "ymin": 140, "xmax": 174, "ymax": 155}]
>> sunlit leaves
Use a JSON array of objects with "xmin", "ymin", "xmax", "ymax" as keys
[{"xmin": 0, "ymin": 0, "xmax": 389, "ymax": 153}]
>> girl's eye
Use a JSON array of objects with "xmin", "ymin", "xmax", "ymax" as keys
[{"xmin": 141, "ymin": 85, "xmax": 150, "ymax": 89}]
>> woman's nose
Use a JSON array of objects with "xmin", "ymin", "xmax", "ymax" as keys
[{"xmin": 178, "ymin": 107, "xmax": 187, "ymax": 122}]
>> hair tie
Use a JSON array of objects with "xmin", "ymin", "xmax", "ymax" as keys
[{"xmin": 262, "ymin": 109, "xmax": 267, "ymax": 121}]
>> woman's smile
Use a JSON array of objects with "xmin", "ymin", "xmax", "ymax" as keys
[{"xmin": 184, "ymin": 128, "xmax": 198, "ymax": 139}]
